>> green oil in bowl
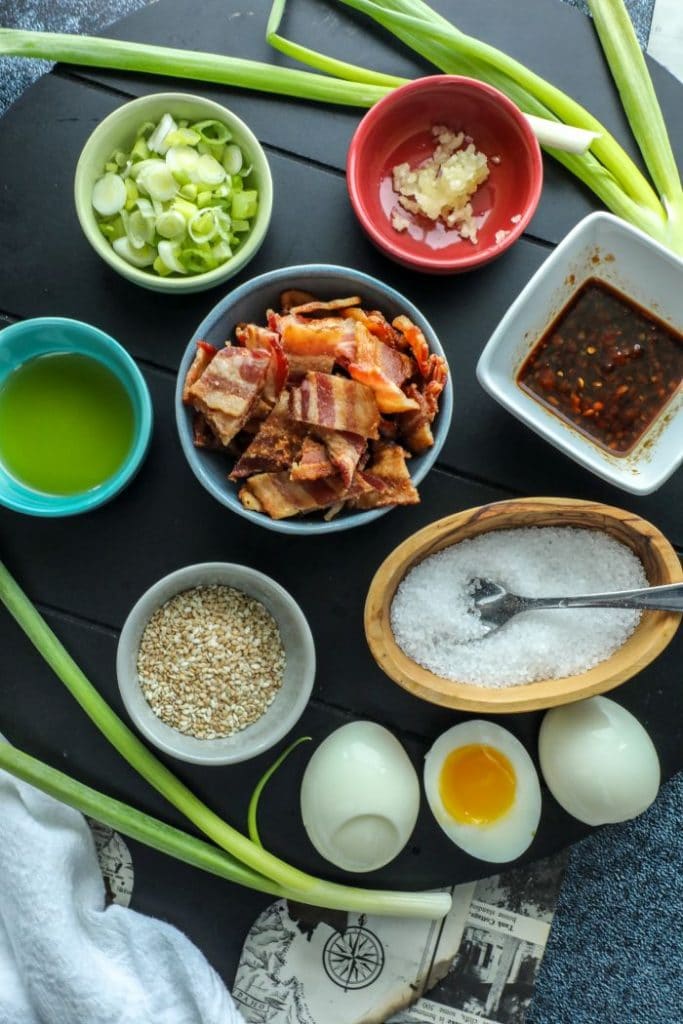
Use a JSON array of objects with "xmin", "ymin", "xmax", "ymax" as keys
[{"xmin": 0, "ymin": 352, "xmax": 135, "ymax": 495}]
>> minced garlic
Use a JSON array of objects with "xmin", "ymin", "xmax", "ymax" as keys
[{"xmin": 391, "ymin": 125, "xmax": 489, "ymax": 243}]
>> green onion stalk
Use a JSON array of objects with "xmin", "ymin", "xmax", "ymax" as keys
[
  {"xmin": 313, "ymin": 0, "xmax": 682, "ymax": 250},
  {"xmin": 1, "ymin": 0, "xmax": 680, "ymax": 250},
  {"xmin": 0, "ymin": 27, "xmax": 388, "ymax": 108},
  {"xmin": 0, "ymin": 560, "xmax": 450, "ymax": 920},
  {"xmin": 266, "ymin": 0, "xmax": 673, "ymax": 244}
]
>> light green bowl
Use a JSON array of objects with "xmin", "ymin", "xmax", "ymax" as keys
[{"xmin": 74, "ymin": 92, "xmax": 273, "ymax": 294}]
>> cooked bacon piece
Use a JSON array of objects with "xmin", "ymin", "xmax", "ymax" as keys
[
  {"xmin": 236, "ymin": 322, "xmax": 288, "ymax": 402},
  {"xmin": 279, "ymin": 289, "xmax": 316, "ymax": 312},
  {"xmin": 275, "ymin": 314, "xmax": 357, "ymax": 359},
  {"xmin": 289, "ymin": 372, "xmax": 380, "ymax": 439},
  {"xmin": 393, "ymin": 315, "xmax": 431, "ymax": 376},
  {"xmin": 347, "ymin": 364, "xmax": 419, "ymax": 415},
  {"xmin": 239, "ymin": 472, "xmax": 351, "ymax": 519},
  {"xmin": 229, "ymin": 395, "xmax": 305, "ymax": 479},
  {"xmin": 378, "ymin": 416, "xmax": 399, "ymax": 440},
  {"xmin": 397, "ymin": 355, "xmax": 448, "ymax": 453},
  {"xmin": 189, "ymin": 346, "xmax": 270, "ymax": 446},
  {"xmin": 290, "ymin": 437, "xmax": 336, "ymax": 481},
  {"xmin": 192, "ymin": 412, "xmax": 224, "ymax": 450},
  {"xmin": 289, "ymin": 296, "xmax": 362, "ymax": 315},
  {"xmin": 183, "ymin": 341, "xmax": 218, "ymax": 404},
  {"xmin": 336, "ymin": 324, "xmax": 414, "ymax": 387},
  {"xmin": 241, "ymin": 398, "xmax": 274, "ymax": 436},
  {"xmin": 398, "ymin": 385, "xmax": 434, "ymax": 452},
  {"xmin": 286, "ymin": 353, "xmax": 336, "ymax": 382},
  {"xmin": 336, "ymin": 322, "xmax": 417, "ymax": 414},
  {"xmin": 348, "ymin": 443, "xmax": 419, "ymax": 509},
  {"xmin": 315, "ymin": 429, "xmax": 366, "ymax": 488},
  {"xmin": 343, "ymin": 307, "xmax": 401, "ymax": 348}
]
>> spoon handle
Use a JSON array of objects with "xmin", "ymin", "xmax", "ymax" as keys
[{"xmin": 526, "ymin": 582, "xmax": 683, "ymax": 613}]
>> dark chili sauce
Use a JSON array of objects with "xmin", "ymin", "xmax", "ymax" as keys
[{"xmin": 517, "ymin": 278, "xmax": 683, "ymax": 455}]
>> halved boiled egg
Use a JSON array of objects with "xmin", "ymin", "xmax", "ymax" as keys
[
  {"xmin": 424, "ymin": 720, "xmax": 541, "ymax": 863},
  {"xmin": 300, "ymin": 721, "xmax": 420, "ymax": 872}
]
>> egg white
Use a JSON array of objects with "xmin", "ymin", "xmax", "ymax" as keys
[
  {"xmin": 538, "ymin": 696, "xmax": 660, "ymax": 825},
  {"xmin": 424, "ymin": 720, "xmax": 542, "ymax": 863},
  {"xmin": 300, "ymin": 721, "xmax": 421, "ymax": 872}
]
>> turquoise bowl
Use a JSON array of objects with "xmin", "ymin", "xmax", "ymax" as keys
[{"xmin": 0, "ymin": 317, "xmax": 153, "ymax": 516}]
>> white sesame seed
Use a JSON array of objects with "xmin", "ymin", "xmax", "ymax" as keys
[{"xmin": 137, "ymin": 585, "xmax": 286, "ymax": 739}]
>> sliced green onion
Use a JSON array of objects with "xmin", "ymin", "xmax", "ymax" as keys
[
  {"xmin": 130, "ymin": 137, "xmax": 150, "ymax": 162},
  {"xmin": 92, "ymin": 172, "xmax": 126, "ymax": 216},
  {"xmin": 214, "ymin": 208, "xmax": 232, "ymax": 239},
  {"xmin": 124, "ymin": 178, "xmax": 139, "ymax": 209},
  {"xmin": 211, "ymin": 239, "xmax": 233, "ymax": 263},
  {"xmin": 171, "ymin": 196, "xmax": 199, "ymax": 222},
  {"xmin": 137, "ymin": 162, "xmax": 179, "ymax": 202},
  {"xmin": 147, "ymin": 111, "xmax": 177, "ymax": 154},
  {"xmin": 178, "ymin": 183, "xmax": 199, "ymax": 201},
  {"xmin": 136, "ymin": 120, "xmax": 156, "ymax": 140},
  {"xmin": 188, "ymin": 208, "xmax": 218, "ymax": 243},
  {"xmin": 112, "ymin": 236, "xmax": 156, "ymax": 266},
  {"xmin": 181, "ymin": 246, "xmax": 216, "ymax": 273},
  {"xmin": 222, "ymin": 143, "xmax": 243, "ymax": 175},
  {"xmin": 166, "ymin": 144, "xmax": 200, "ymax": 184},
  {"xmin": 192, "ymin": 119, "xmax": 232, "ymax": 146},
  {"xmin": 231, "ymin": 190, "xmax": 258, "ymax": 220},
  {"xmin": 0, "ymin": 561, "xmax": 451, "ymax": 920},
  {"xmin": 127, "ymin": 208, "xmax": 155, "ymax": 247},
  {"xmin": 152, "ymin": 256, "xmax": 173, "ymax": 276},
  {"xmin": 194, "ymin": 153, "xmax": 226, "ymax": 187},
  {"xmin": 156, "ymin": 209, "xmax": 186, "ymax": 239},
  {"xmin": 164, "ymin": 126, "xmax": 201, "ymax": 147},
  {"xmin": 157, "ymin": 239, "xmax": 188, "ymax": 273}
]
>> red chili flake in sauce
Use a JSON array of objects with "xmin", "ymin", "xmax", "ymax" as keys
[{"xmin": 517, "ymin": 278, "xmax": 683, "ymax": 454}]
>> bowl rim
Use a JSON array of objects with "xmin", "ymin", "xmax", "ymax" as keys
[
  {"xmin": 73, "ymin": 91, "xmax": 274, "ymax": 293},
  {"xmin": 174, "ymin": 262, "xmax": 454, "ymax": 534},
  {"xmin": 364, "ymin": 496, "xmax": 682, "ymax": 713},
  {"xmin": 0, "ymin": 315, "xmax": 153, "ymax": 517},
  {"xmin": 346, "ymin": 74, "xmax": 543, "ymax": 273},
  {"xmin": 116, "ymin": 561, "xmax": 316, "ymax": 765}
]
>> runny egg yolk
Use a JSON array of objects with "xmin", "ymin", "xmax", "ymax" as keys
[{"xmin": 438, "ymin": 744, "xmax": 517, "ymax": 826}]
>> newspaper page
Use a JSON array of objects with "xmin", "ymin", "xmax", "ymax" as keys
[{"xmin": 233, "ymin": 851, "xmax": 567, "ymax": 1024}]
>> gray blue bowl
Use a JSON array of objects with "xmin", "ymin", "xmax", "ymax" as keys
[
  {"xmin": 175, "ymin": 264, "xmax": 453, "ymax": 534},
  {"xmin": 0, "ymin": 317, "xmax": 153, "ymax": 516}
]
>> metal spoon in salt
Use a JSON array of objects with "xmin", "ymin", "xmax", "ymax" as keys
[{"xmin": 469, "ymin": 577, "xmax": 683, "ymax": 634}]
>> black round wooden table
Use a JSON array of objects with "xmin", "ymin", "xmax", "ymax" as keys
[{"xmin": 0, "ymin": 0, "xmax": 681, "ymax": 987}]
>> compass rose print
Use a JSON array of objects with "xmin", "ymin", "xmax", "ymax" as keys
[{"xmin": 322, "ymin": 922, "xmax": 385, "ymax": 991}]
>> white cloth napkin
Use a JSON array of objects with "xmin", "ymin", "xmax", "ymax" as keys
[{"xmin": 0, "ymin": 763, "xmax": 245, "ymax": 1024}]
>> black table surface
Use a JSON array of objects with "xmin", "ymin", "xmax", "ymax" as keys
[{"xmin": 0, "ymin": 0, "xmax": 681, "ymax": 988}]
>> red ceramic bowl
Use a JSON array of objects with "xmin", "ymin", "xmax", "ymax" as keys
[{"xmin": 347, "ymin": 76, "xmax": 543, "ymax": 274}]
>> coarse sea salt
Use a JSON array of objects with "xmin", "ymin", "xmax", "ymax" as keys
[{"xmin": 390, "ymin": 527, "xmax": 648, "ymax": 687}]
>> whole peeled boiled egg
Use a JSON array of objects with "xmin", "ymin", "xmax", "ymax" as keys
[
  {"xmin": 538, "ymin": 696, "xmax": 660, "ymax": 825},
  {"xmin": 424, "ymin": 720, "xmax": 541, "ymax": 863},
  {"xmin": 300, "ymin": 721, "xmax": 420, "ymax": 872}
]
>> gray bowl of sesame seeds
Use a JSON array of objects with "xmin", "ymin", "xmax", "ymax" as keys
[{"xmin": 116, "ymin": 562, "xmax": 316, "ymax": 765}]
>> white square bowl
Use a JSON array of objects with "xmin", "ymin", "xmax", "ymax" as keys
[{"xmin": 476, "ymin": 212, "xmax": 683, "ymax": 494}]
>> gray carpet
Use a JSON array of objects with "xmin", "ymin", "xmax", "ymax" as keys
[{"xmin": 1, "ymin": 1, "xmax": 681, "ymax": 1023}]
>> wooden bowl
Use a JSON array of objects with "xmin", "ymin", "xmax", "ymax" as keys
[{"xmin": 365, "ymin": 497, "xmax": 682, "ymax": 713}]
